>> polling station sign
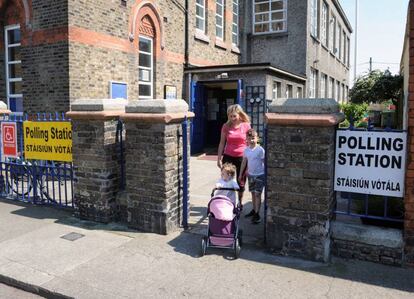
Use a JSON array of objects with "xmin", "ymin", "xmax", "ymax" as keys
[
  {"xmin": 23, "ymin": 121, "xmax": 72, "ymax": 162},
  {"xmin": 334, "ymin": 130, "xmax": 407, "ymax": 197},
  {"xmin": 1, "ymin": 122, "xmax": 18, "ymax": 158}
]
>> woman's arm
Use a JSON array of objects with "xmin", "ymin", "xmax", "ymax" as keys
[
  {"xmin": 217, "ymin": 128, "xmax": 226, "ymax": 168},
  {"xmin": 239, "ymin": 156, "xmax": 247, "ymax": 181}
]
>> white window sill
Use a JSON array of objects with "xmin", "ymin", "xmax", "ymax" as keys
[
  {"xmin": 252, "ymin": 30, "xmax": 288, "ymax": 37},
  {"xmin": 194, "ymin": 30, "xmax": 210, "ymax": 44},
  {"xmin": 231, "ymin": 45, "xmax": 241, "ymax": 54},
  {"xmin": 215, "ymin": 38, "xmax": 227, "ymax": 50}
]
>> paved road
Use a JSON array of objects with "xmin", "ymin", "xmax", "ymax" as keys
[{"xmin": 0, "ymin": 283, "xmax": 42, "ymax": 299}]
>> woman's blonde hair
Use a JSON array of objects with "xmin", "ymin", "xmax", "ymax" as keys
[{"xmin": 226, "ymin": 104, "xmax": 250, "ymax": 125}]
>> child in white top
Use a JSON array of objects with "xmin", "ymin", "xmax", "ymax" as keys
[
  {"xmin": 239, "ymin": 129, "xmax": 265, "ymax": 224},
  {"xmin": 215, "ymin": 163, "xmax": 239, "ymax": 205}
]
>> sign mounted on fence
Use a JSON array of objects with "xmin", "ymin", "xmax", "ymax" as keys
[
  {"xmin": 1, "ymin": 122, "xmax": 18, "ymax": 158},
  {"xmin": 334, "ymin": 130, "xmax": 407, "ymax": 197},
  {"xmin": 23, "ymin": 121, "xmax": 72, "ymax": 162}
]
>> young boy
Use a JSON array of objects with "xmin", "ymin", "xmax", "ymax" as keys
[
  {"xmin": 239, "ymin": 129, "xmax": 265, "ymax": 224},
  {"xmin": 216, "ymin": 163, "xmax": 239, "ymax": 205}
]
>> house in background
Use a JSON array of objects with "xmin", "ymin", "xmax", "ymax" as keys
[{"xmin": 0, "ymin": 0, "xmax": 351, "ymax": 151}]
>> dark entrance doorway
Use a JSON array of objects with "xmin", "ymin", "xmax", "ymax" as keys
[{"xmin": 190, "ymin": 80, "xmax": 242, "ymax": 154}]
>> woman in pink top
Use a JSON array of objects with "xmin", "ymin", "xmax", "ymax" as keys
[{"xmin": 217, "ymin": 104, "xmax": 251, "ymax": 206}]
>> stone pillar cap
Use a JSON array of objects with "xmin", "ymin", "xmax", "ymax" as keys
[
  {"xmin": 70, "ymin": 99, "xmax": 128, "ymax": 112},
  {"xmin": 125, "ymin": 99, "xmax": 189, "ymax": 114},
  {"xmin": 269, "ymin": 98, "xmax": 340, "ymax": 114},
  {"xmin": 0, "ymin": 101, "xmax": 11, "ymax": 114}
]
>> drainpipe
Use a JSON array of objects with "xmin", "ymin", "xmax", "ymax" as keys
[{"xmin": 185, "ymin": 0, "xmax": 189, "ymax": 67}]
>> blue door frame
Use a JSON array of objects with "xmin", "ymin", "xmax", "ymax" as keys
[{"xmin": 190, "ymin": 79, "xmax": 243, "ymax": 154}]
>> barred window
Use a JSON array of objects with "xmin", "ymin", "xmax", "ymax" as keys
[{"xmin": 253, "ymin": 0, "xmax": 287, "ymax": 34}]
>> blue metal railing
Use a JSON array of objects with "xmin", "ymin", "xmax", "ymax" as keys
[
  {"xmin": 0, "ymin": 113, "xmax": 74, "ymax": 208},
  {"xmin": 182, "ymin": 117, "xmax": 189, "ymax": 228}
]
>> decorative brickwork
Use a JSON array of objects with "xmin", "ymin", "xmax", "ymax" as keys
[
  {"xmin": 265, "ymin": 99, "xmax": 343, "ymax": 262},
  {"xmin": 120, "ymin": 100, "xmax": 192, "ymax": 235},
  {"xmin": 68, "ymin": 99, "xmax": 127, "ymax": 223}
]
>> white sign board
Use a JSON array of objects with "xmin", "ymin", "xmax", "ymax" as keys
[{"xmin": 334, "ymin": 130, "xmax": 407, "ymax": 197}]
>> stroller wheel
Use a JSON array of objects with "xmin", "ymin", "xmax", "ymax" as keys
[
  {"xmin": 200, "ymin": 237, "xmax": 207, "ymax": 257},
  {"xmin": 234, "ymin": 238, "xmax": 241, "ymax": 259}
]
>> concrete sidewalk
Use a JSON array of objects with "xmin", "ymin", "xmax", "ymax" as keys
[{"xmin": 0, "ymin": 156, "xmax": 413, "ymax": 298}]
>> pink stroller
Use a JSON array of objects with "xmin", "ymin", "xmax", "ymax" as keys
[{"xmin": 200, "ymin": 187, "xmax": 242, "ymax": 259}]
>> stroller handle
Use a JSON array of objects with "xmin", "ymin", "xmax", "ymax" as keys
[{"xmin": 211, "ymin": 187, "xmax": 239, "ymax": 198}]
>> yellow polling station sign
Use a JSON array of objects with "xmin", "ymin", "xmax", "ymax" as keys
[{"xmin": 23, "ymin": 121, "xmax": 72, "ymax": 162}]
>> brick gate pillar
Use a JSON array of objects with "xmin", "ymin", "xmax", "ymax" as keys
[
  {"xmin": 120, "ymin": 100, "xmax": 193, "ymax": 235},
  {"xmin": 67, "ymin": 99, "xmax": 127, "ymax": 223},
  {"xmin": 265, "ymin": 98, "xmax": 344, "ymax": 262}
]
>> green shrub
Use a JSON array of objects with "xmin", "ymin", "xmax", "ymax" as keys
[{"xmin": 339, "ymin": 102, "xmax": 369, "ymax": 125}]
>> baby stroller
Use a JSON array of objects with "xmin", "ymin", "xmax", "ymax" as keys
[{"xmin": 200, "ymin": 187, "xmax": 242, "ymax": 259}]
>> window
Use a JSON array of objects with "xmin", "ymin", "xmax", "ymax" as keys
[
  {"xmin": 342, "ymin": 31, "xmax": 347, "ymax": 63},
  {"xmin": 347, "ymin": 37, "xmax": 350, "ymax": 67},
  {"xmin": 216, "ymin": 0, "xmax": 224, "ymax": 39},
  {"xmin": 328, "ymin": 77, "xmax": 334, "ymax": 98},
  {"xmin": 272, "ymin": 81, "xmax": 282, "ymax": 99},
  {"xmin": 310, "ymin": 0, "xmax": 319, "ymax": 38},
  {"xmin": 329, "ymin": 15, "xmax": 335, "ymax": 52},
  {"xmin": 320, "ymin": 74, "xmax": 327, "ymax": 98},
  {"xmin": 296, "ymin": 86, "xmax": 303, "ymax": 98},
  {"xmin": 335, "ymin": 21, "xmax": 340, "ymax": 57},
  {"xmin": 309, "ymin": 68, "xmax": 317, "ymax": 98},
  {"xmin": 253, "ymin": 0, "xmax": 287, "ymax": 34},
  {"xmin": 138, "ymin": 36, "xmax": 153, "ymax": 99},
  {"xmin": 196, "ymin": 0, "xmax": 206, "ymax": 32},
  {"xmin": 4, "ymin": 25, "xmax": 23, "ymax": 112},
  {"xmin": 286, "ymin": 84, "xmax": 293, "ymax": 98},
  {"xmin": 232, "ymin": 0, "xmax": 239, "ymax": 45},
  {"xmin": 338, "ymin": 24, "xmax": 342, "ymax": 60},
  {"xmin": 341, "ymin": 83, "xmax": 345, "ymax": 102},
  {"xmin": 321, "ymin": 2, "xmax": 328, "ymax": 46},
  {"xmin": 336, "ymin": 81, "xmax": 340, "ymax": 102}
]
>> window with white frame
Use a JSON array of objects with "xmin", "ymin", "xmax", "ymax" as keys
[
  {"xmin": 347, "ymin": 37, "xmax": 350, "ymax": 67},
  {"xmin": 336, "ymin": 81, "xmax": 340, "ymax": 102},
  {"xmin": 296, "ymin": 86, "xmax": 303, "ymax": 98},
  {"xmin": 232, "ymin": 0, "xmax": 239, "ymax": 45},
  {"xmin": 321, "ymin": 2, "xmax": 328, "ymax": 47},
  {"xmin": 272, "ymin": 81, "xmax": 282, "ymax": 99},
  {"xmin": 342, "ymin": 31, "xmax": 347, "ymax": 63},
  {"xmin": 286, "ymin": 84, "xmax": 293, "ymax": 98},
  {"xmin": 335, "ymin": 21, "xmax": 340, "ymax": 57},
  {"xmin": 338, "ymin": 24, "xmax": 342, "ymax": 60},
  {"xmin": 196, "ymin": 0, "xmax": 206, "ymax": 32},
  {"xmin": 138, "ymin": 36, "xmax": 153, "ymax": 99},
  {"xmin": 320, "ymin": 73, "xmax": 327, "ymax": 98},
  {"xmin": 310, "ymin": 0, "xmax": 319, "ymax": 38},
  {"xmin": 253, "ymin": 0, "xmax": 287, "ymax": 34},
  {"xmin": 309, "ymin": 68, "xmax": 317, "ymax": 98},
  {"xmin": 328, "ymin": 77, "xmax": 333, "ymax": 98},
  {"xmin": 4, "ymin": 25, "xmax": 23, "ymax": 113},
  {"xmin": 329, "ymin": 15, "xmax": 335, "ymax": 52},
  {"xmin": 216, "ymin": 0, "xmax": 225, "ymax": 39}
]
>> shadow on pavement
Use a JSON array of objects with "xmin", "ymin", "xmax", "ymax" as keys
[{"xmin": 167, "ymin": 228, "xmax": 414, "ymax": 293}]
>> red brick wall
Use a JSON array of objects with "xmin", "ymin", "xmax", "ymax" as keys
[{"xmin": 405, "ymin": 0, "xmax": 414, "ymax": 267}]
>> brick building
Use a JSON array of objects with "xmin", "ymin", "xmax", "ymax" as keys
[
  {"xmin": 401, "ymin": 0, "xmax": 414, "ymax": 267},
  {"xmin": 0, "ymin": 0, "xmax": 351, "ymax": 150}
]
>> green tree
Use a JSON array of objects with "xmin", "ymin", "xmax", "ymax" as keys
[
  {"xmin": 350, "ymin": 70, "xmax": 402, "ymax": 104},
  {"xmin": 340, "ymin": 102, "xmax": 368, "ymax": 126}
]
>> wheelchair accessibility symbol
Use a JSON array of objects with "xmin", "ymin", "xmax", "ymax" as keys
[{"xmin": 1, "ymin": 122, "xmax": 17, "ymax": 158}]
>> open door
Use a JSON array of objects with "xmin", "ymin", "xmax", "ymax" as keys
[{"xmin": 190, "ymin": 81, "xmax": 205, "ymax": 154}]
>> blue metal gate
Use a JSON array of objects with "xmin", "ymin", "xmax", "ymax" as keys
[
  {"xmin": 0, "ymin": 113, "xmax": 74, "ymax": 208},
  {"xmin": 245, "ymin": 86, "xmax": 271, "ymax": 141}
]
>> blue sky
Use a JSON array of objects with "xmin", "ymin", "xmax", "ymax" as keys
[{"xmin": 339, "ymin": 0, "xmax": 409, "ymax": 82}]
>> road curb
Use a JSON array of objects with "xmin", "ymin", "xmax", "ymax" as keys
[{"xmin": 0, "ymin": 273, "xmax": 73, "ymax": 299}]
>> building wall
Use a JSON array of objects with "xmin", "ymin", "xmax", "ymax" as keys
[
  {"xmin": 306, "ymin": 0, "xmax": 351, "ymax": 101},
  {"xmin": 242, "ymin": 0, "xmax": 308, "ymax": 77},
  {"xmin": 0, "ymin": 0, "xmax": 70, "ymax": 113}
]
